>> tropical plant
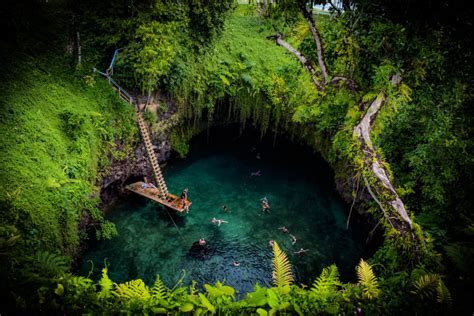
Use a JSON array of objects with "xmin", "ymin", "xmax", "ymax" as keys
[
  {"xmin": 356, "ymin": 259, "xmax": 380, "ymax": 300},
  {"xmin": 272, "ymin": 241, "xmax": 294, "ymax": 287},
  {"xmin": 114, "ymin": 279, "xmax": 151, "ymax": 301},
  {"xmin": 411, "ymin": 273, "xmax": 452, "ymax": 305},
  {"xmin": 311, "ymin": 264, "xmax": 341, "ymax": 303},
  {"xmin": 32, "ymin": 251, "xmax": 69, "ymax": 278}
]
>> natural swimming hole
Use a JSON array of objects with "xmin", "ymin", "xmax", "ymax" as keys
[{"xmin": 81, "ymin": 127, "xmax": 369, "ymax": 294}]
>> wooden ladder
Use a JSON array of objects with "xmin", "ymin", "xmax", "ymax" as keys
[{"xmin": 136, "ymin": 111, "xmax": 169, "ymax": 199}]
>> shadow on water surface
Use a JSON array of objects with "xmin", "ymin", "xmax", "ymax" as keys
[{"xmin": 81, "ymin": 125, "xmax": 374, "ymax": 295}]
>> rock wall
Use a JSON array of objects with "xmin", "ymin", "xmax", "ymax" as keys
[{"xmin": 99, "ymin": 95, "xmax": 178, "ymax": 207}]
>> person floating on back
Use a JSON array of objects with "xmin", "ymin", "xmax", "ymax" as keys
[
  {"xmin": 290, "ymin": 234, "xmax": 297, "ymax": 245},
  {"xmin": 211, "ymin": 217, "xmax": 228, "ymax": 227},
  {"xmin": 294, "ymin": 248, "xmax": 308, "ymax": 254},
  {"xmin": 250, "ymin": 170, "xmax": 261, "ymax": 177}
]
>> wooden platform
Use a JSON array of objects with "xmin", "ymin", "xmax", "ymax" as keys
[{"xmin": 126, "ymin": 182, "xmax": 192, "ymax": 213}]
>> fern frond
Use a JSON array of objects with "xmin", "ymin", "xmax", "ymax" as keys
[
  {"xmin": 436, "ymin": 279, "xmax": 452, "ymax": 305},
  {"xmin": 98, "ymin": 267, "xmax": 113, "ymax": 300},
  {"xmin": 35, "ymin": 251, "xmax": 69, "ymax": 277},
  {"xmin": 411, "ymin": 273, "xmax": 440, "ymax": 300},
  {"xmin": 272, "ymin": 241, "xmax": 294, "ymax": 287},
  {"xmin": 152, "ymin": 275, "xmax": 169, "ymax": 300},
  {"xmin": 114, "ymin": 279, "xmax": 150, "ymax": 300},
  {"xmin": 311, "ymin": 264, "xmax": 341, "ymax": 301},
  {"xmin": 356, "ymin": 259, "xmax": 380, "ymax": 300}
]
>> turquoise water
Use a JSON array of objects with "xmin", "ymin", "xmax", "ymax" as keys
[{"xmin": 81, "ymin": 128, "xmax": 368, "ymax": 294}]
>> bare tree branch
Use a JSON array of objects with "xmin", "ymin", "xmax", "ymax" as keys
[
  {"xmin": 297, "ymin": 0, "xmax": 329, "ymax": 83},
  {"xmin": 274, "ymin": 33, "xmax": 324, "ymax": 89}
]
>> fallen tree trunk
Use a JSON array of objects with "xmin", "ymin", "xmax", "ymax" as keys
[{"xmin": 353, "ymin": 75, "xmax": 413, "ymax": 235}]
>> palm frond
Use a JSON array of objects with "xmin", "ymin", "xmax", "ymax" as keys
[
  {"xmin": 151, "ymin": 275, "xmax": 168, "ymax": 300},
  {"xmin": 311, "ymin": 264, "xmax": 341, "ymax": 301},
  {"xmin": 356, "ymin": 259, "xmax": 380, "ymax": 300},
  {"xmin": 114, "ymin": 279, "xmax": 150, "ymax": 300},
  {"xmin": 272, "ymin": 241, "xmax": 294, "ymax": 287}
]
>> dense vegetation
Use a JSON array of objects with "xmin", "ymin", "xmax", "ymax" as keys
[{"xmin": 0, "ymin": 0, "xmax": 472, "ymax": 314}]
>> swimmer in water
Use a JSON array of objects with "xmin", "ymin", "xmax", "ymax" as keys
[
  {"xmin": 290, "ymin": 234, "xmax": 297, "ymax": 245},
  {"xmin": 232, "ymin": 261, "xmax": 241, "ymax": 267},
  {"xmin": 261, "ymin": 197, "xmax": 270, "ymax": 213},
  {"xmin": 211, "ymin": 217, "xmax": 228, "ymax": 227},
  {"xmin": 294, "ymin": 248, "xmax": 309, "ymax": 254},
  {"xmin": 256, "ymin": 153, "xmax": 261, "ymax": 160},
  {"xmin": 262, "ymin": 202, "xmax": 270, "ymax": 212},
  {"xmin": 269, "ymin": 240, "xmax": 275, "ymax": 247},
  {"xmin": 278, "ymin": 226, "xmax": 289, "ymax": 233},
  {"xmin": 198, "ymin": 238, "xmax": 206, "ymax": 246},
  {"xmin": 222, "ymin": 205, "xmax": 229, "ymax": 212},
  {"xmin": 250, "ymin": 170, "xmax": 262, "ymax": 177}
]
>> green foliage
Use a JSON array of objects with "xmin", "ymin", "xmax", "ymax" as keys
[
  {"xmin": 272, "ymin": 241, "xmax": 294, "ymax": 287},
  {"xmin": 126, "ymin": 21, "xmax": 178, "ymax": 95},
  {"xmin": 95, "ymin": 221, "xmax": 118, "ymax": 240},
  {"xmin": 356, "ymin": 259, "xmax": 380, "ymax": 300},
  {"xmin": 170, "ymin": 129, "xmax": 192, "ymax": 158},
  {"xmin": 0, "ymin": 53, "xmax": 137, "ymax": 310},
  {"xmin": 311, "ymin": 264, "xmax": 341, "ymax": 303},
  {"xmin": 32, "ymin": 251, "xmax": 69, "ymax": 278},
  {"xmin": 2, "ymin": 0, "xmax": 472, "ymax": 314}
]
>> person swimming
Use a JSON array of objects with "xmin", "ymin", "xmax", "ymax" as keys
[
  {"xmin": 269, "ymin": 240, "xmax": 275, "ymax": 247},
  {"xmin": 222, "ymin": 205, "xmax": 229, "ymax": 212},
  {"xmin": 290, "ymin": 234, "xmax": 297, "ymax": 245},
  {"xmin": 294, "ymin": 248, "xmax": 309, "ymax": 254},
  {"xmin": 261, "ymin": 197, "xmax": 270, "ymax": 212},
  {"xmin": 250, "ymin": 170, "xmax": 262, "ymax": 177},
  {"xmin": 232, "ymin": 261, "xmax": 241, "ymax": 267},
  {"xmin": 198, "ymin": 238, "xmax": 206, "ymax": 246},
  {"xmin": 278, "ymin": 226, "xmax": 289, "ymax": 233},
  {"xmin": 211, "ymin": 217, "xmax": 228, "ymax": 227}
]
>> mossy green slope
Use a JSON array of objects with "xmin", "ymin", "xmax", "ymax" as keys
[{"xmin": 0, "ymin": 56, "xmax": 137, "ymax": 254}]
